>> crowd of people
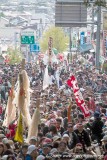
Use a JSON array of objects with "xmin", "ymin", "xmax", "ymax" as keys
[{"xmin": 0, "ymin": 58, "xmax": 107, "ymax": 160}]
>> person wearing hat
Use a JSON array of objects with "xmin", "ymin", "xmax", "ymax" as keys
[
  {"xmin": 63, "ymin": 123, "xmax": 79, "ymax": 149},
  {"xmin": 29, "ymin": 137, "xmax": 37, "ymax": 146},
  {"xmin": 53, "ymin": 136, "xmax": 61, "ymax": 143},
  {"xmin": 102, "ymin": 135, "xmax": 107, "ymax": 148},
  {"xmin": 74, "ymin": 123, "xmax": 91, "ymax": 153},
  {"xmin": 36, "ymin": 155, "xmax": 45, "ymax": 160},
  {"xmin": 0, "ymin": 134, "xmax": 6, "ymax": 142},
  {"xmin": 41, "ymin": 144, "xmax": 52, "ymax": 158},
  {"xmin": 17, "ymin": 144, "xmax": 28, "ymax": 160},
  {"xmin": 91, "ymin": 111, "xmax": 104, "ymax": 144},
  {"xmin": 62, "ymin": 134, "xmax": 69, "ymax": 143},
  {"xmin": 1, "ymin": 155, "xmax": 8, "ymax": 160},
  {"xmin": 25, "ymin": 145, "xmax": 38, "ymax": 160},
  {"xmin": 50, "ymin": 148, "xmax": 58, "ymax": 156},
  {"xmin": 104, "ymin": 143, "xmax": 107, "ymax": 160},
  {"xmin": 2, "ymin": 138, "xmax": 14, "ymax": 156}
]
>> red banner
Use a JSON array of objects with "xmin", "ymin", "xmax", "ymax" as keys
[
  {"xmin": 0, "ymin": 106, "xmax": 2, "ymax": 114},
  {"xmin": 67, "ymin": 75, "xmax": 90, "ymax": 118},
  {"xmin": 103, "ymin": 30, "xmax": 107, "ymax": 56}
]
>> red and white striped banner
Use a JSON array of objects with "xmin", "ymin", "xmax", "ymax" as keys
[{"xmin": 67, "ymin": 75, "xmax": 90, "ymax": 118}]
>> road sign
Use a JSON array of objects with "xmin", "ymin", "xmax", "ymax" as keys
[
  {"xmin": 87, "ymin": 31, "xmax": 91, "ymax": 44},
  {"xmin": 21, "ymin": 35, "xmax": 35, "ymax": 44},
  {"xmin": 80, "ymin": 32, "xmax": 85, "ymax": 45},
  {"xmin": 55, "ymin": 1, "xmax": 87, "ymax": 27},
  {"xmin": 30, "ymin": 43, "xmax": 40, "ymax": 52},
  {"xmin": 72, "ymin": 32, "xmax": 77, "ymax": 49},
  {"xmin": 21, "ymin": 31, "xmax": 35, "ymax": 44}
]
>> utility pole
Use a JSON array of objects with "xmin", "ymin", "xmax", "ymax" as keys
[
  {"xmin": 96, "ymin": 6, "xmax": 101, "ymax": 70},
  {"xmin": 92, "ymin": 4, "xmax": 94, "ymax": 40},
  {"xmin": 69, "ymin": 27, "xmax": 72, "ymax": 63}
]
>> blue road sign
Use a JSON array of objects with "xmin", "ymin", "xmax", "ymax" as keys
[
  {"xmin": 80, "ymin": 32, "xmax": 85, "ymax": 45},
  {"xmin": 30, "ymin": 43, "xmax": 40, "ymax": 52}
]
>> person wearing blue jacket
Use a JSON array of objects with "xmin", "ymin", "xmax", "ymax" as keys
[{"xmin": 25, "ymin": 145, "xmax": 38, "ymax": 160}]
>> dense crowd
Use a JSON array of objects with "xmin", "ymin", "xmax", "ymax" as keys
[{"xmin": 0, "ymin": 59, "xmax": 107, "ymax": 160}]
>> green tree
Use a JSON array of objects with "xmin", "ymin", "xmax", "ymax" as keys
[
  {"xmin": 18, "ymin": 5, "xmax": 24, "ymax": 12},
  {"xmin": 40, "ymin": 26, "xmax": 69, "ymax": 53},
  {"xmin": 84, "ymin": 0, "xmax": 106, "ymax": 7},
  {"xmin": 7, "ymin": 48, "xmax": 23, "ymax": 65},
  {"xmin": 0, "ymin": 12, "xmax": 5, "ymax": 18}
]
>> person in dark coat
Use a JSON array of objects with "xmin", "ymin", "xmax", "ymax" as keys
[
  {"xmin": 75, "ymin": 123, "xmax": 91, "ymax": 152},
  {"xmin": 56, "ymin": 118, "xmax": 64, "ymax": 135},
  {"xmin": 17, "ymin": 145, "xmax": 28, "ymax": 160},
  {"xmin": 91, "ymin": 111, "xmax": 104, "ymax": 144},
  {"xmin": 63, "ymin": 123, "xmax": 79, "ymax": 149}
]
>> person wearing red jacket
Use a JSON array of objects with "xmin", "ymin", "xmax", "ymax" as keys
[{"xmin": 6, "ymin": 124, "xmax": 16, "ymax": 139}]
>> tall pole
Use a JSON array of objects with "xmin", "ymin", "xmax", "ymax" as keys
[
  {"xmin": 69, "ymin": 28, "xmax": 72, "ymax": 63},
  {"xmin": 96, "ymin": 6, "xmax": 101, "ymax": 70},
  {"xmin": 92, "ymin": 4, "xmax": 94, "ymax": 40}
]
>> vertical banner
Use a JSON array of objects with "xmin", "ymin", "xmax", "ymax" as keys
[
  {"xmin": 48, "ymin": 37, "xmax": 53, "ymax": 56},
  {"xmin": 48, "ymin": 37, "xmax": 53, "ymax": 62},
  {"xmin": 14, "ymin": 113, "xmax": 24, "ymax": 143},
  {"xmin": 87, "ymin": 31, "xmax": 91, "ymax": 44},
  {"xmin": 67, "ymin": 75, "xmax": 90, "ymax": 118},
  {"xmin": 80, "ymin": 32, "xmax": 85, "ymax": 45},
  {"xmin": 103, "ymin": 31, "xmax": 107, "ymax": 56},
  {"xmin": 72, "ymin": 32, "xmax": 77, "ymax": 49}
]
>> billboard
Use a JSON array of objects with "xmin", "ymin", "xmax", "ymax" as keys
[
  {"xmin": 56, "ymin": 0, "xmax": 84, "ymax": 2},
  {"xmin": 55, "ymin": 1, "xmax": 87, "ymax": 27}
]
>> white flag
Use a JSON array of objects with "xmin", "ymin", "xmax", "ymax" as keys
[
  {"xmin": 51, "ymin": 51, "xmax": 58, "ymax": 64},
  {"xmin": 43, "ymin": 66, "xmax": 50, "ymax": 90},
  {"xmin": 55, "ymin": 69, "xmax": 60, "ymax": 88}
]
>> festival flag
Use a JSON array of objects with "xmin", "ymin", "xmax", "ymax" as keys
[
  {"xmin": 43, "ymin": 66, "xmax": 50, "ymax": 90},
  {"xmin": 67, "ymin": 75, "xmax": 90, "ymax": 117},
  {"xmin": 67, "ymin": 104, "xmax": 72, "ymax": 122},
  {"xmin": 51, "ymin": 50, "xmax": 58, "ymax": 64},
  {"xmin": 55, "ymin": 69, "xmax": 60, "ymax": 88},
  {"xmin": 27, "ymin": 100, "xmax": 40, "ymax": 142},
  {"xmin": 16, "ymin": 70, "xmax": 31, "ymax": 127},
  {"xmin": 3, "ymin": 87, "xmax": 16, "ymax": 127},
  {"xmin": 14, "ymin": 113, "xmax": 24, "ymax": 143}
]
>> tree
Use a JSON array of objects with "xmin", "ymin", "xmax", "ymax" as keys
[
  {"xmin": 84, "ymin": 0, "xmax": 106, "ymax": 7},
  {"xmin": 18, "ymin": 5, "xmax": 24, "ymax": 12},
  {"xmin": 7, "ymin": 48, "xmax": 23, "ymax": 65},
  {"xmin": 0, "ymin": 12, "xmax": 5, "ymax": 18},
  {"xmin": 40, "ymin": 26, "xmax": 69, "ymax": 53}
]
